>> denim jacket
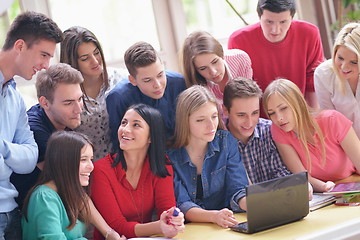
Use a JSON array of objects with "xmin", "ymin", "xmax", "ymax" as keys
[{"xmin": 167, "ymin": 130, "xmax": 248, "ymax": 215}]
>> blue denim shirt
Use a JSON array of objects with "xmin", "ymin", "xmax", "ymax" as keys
[{"xmin": 167, "ymin": 130, "xmax": 248, "ymax": 215}]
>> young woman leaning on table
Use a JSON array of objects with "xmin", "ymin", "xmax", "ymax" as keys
[
  {"xmin": 167, "ymin": 85, "xmax": 249, "ymax": 229},
  {"xmin": 22, "ymin": 131, "xmax": 124, "ymax": 240},
  {"xmin": 91, "ymin": 104, "xmax": 184, "ymax": 239},
  {"xmin": 263, "ymin": 78, "xmax": 360, "ymax": 193}
]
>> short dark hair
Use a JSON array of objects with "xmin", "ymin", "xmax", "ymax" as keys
[
  {"xmin": 113, "ymin": 103, "xmax": 170, "ymax": 178},
  {"xmin": 23, "ymin": 131, "xmax": 93, "ymax": 229},
  {"xmin": 124, "ymin": 41, "xmax": 160, "ymax": 78},
  {"xmin": 257, "ymin": 0, "xmax": 296, "ymax": 18},
  {"xmin": 223, "ymin": 77, "xmax": 262, "ymax": 110},
  {"xmin": 3, "ymin": 11, "xmax": 63, "ymax": 51},
  {"xmin": 36, "ymin": 63, "xmax": 84, "ymax": 103}
]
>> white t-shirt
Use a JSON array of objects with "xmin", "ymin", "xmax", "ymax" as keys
[{"xmin": 314, "ymin": 59, "xmax": 360, "ymax": 138}]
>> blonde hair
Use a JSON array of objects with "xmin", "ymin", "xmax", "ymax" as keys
[
  {"xmin": 263, "ymin": 79, "xmax": 326, "ymax": 172},
  {"xmin": 332, "ymin": 22, "xmax": 360, "ymax": 94},
  {"xmin": 170, "ymin": 85, "xmax": 223, "ymax": 148}
]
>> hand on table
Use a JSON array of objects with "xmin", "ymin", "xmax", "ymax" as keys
[
  {"xmin": 160, "ymin": 206, "xmax": 185, "ymax": 238},
  {"xmin": 211, "ymin": 208, "xmax": 239, "ymax": 229}
]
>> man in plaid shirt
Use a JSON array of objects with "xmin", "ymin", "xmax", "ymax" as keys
[{"xmin": 223, "ymin": 77, "xmax": 290, "ymax": 183}]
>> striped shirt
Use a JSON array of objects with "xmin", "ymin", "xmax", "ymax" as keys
[{"xmin": 208, "ymin": 49, "xmax": 253, "ymax": 125}]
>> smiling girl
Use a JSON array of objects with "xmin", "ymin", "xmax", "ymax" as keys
[
  {"xmin": 22, "ymin": 131, "xmax": 124, "ymax": 240},
  {"xmin": 91, "ymin": 104, "xmax": 184, "ymax": 239},
  {"xmin": 263, "ymin": 79, "xmax": 360, "ymax": 192},
  {"xmin": 315, "ymin": 22, "xmax": 360, "ymax": 138}
]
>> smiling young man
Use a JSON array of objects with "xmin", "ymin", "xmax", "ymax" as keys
[
  {"xmin": 228, "ymin": 0, "xmax": 324, "ymax": 116},
  {"xmin": 223, "ymin": 77, "xmax": 290, "ymax": 184},
  {"xmin": 107, "ymin": 41, "xmax": 186, "ymax": 150},
  {"xmin": 0, "ymin": 11, "xmax": 62, "ymax": 239},
  {"xmin": 11, "ymin": 63, "xmax": 84, "ymax": 209}
]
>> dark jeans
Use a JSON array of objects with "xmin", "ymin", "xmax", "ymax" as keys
[{"xmin": 0, "ymin": 208, "xmax": 22, "ymax": 240}]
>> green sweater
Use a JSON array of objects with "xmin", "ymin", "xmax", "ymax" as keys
[{"xmin": 22, "ymin": 185, "xmax": 86, "ymax": 239}]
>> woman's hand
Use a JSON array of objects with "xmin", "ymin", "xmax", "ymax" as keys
[
  {"xmin": 323, "ymin": 181, "xmax": 335, "ymax": 192},
  {"xmin": 210, "ymin": 208, "xmax": 239, "ymax": 228},
  {"xmin": 308, "ymin": 182, "xmax": 313, "ymax": 200},
  {"xmin": 105, "ymin": 228, "xmax": 127, "ymax": 240},
  {"xmin": 159, "ymin": 207, "xmax": 185, "ymax": 238}
]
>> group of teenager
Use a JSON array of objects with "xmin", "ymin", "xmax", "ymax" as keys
[{"xmin": 1, "ymin": 0, "xmax": 360, "ymax": 239}]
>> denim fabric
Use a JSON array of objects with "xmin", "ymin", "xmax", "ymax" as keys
[
  {"xmin": 167, "ymin": 130, "xmax": 249, "ymax": 215},
  {"xmin": 0, "ymin": 208, "xmax": 22, "ymax": 240}
]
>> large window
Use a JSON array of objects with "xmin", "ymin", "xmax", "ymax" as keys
[
  {"xmin": 182, "ymin": 0, "xmax": 259, "ymax": 45},
  {"xmin": 0, "ymin": 0, "xmax": 21, "ymax": 47},
  {"xmin": 48, "ymin": 0, "xmax": 160, "ymax": 68}
]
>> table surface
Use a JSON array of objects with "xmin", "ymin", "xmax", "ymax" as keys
[{"xmin": 174, "ymin": 205, "xmax": 360, "ymax": 240}]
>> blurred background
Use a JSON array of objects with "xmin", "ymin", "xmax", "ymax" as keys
[{"xmin": 0, "ymin": 0, "xmax": 359, "ymax": 108}]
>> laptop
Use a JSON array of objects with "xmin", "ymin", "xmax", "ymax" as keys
[{"xmin": 230, "ymin": 171, "xmax": 309, "ymax": 234}]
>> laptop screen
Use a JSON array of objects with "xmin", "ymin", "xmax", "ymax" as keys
[{"xmin": 246, "ymin": 172, "xmax": 309, "ymax": 233}]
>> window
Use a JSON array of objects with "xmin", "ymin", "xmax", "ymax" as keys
[
  {"xmin": 48, "ymin": 0, "xmax": 160, "ymax": 68},
  {"xmin": 0, "ymin": 0, "xmax": 21, "ymax": 47},
  {"xmin": 182, "ymin": 0, "xmax": 259, "ymax": 46}
]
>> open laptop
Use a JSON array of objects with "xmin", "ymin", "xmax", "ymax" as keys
[{"xmin": 230, "ymin": 171, "xmax": 309, "ymax": 234}]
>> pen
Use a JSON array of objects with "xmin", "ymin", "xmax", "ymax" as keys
[
  {"xmin": 167, "ymin": 207, "xmax": 180, "ymax": 226},
  {"xmin": 334, "ymin": 202, "xmax": 360, "ymax": 206}
]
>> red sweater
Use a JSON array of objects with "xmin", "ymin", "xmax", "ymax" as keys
[
  {"xmin": 228, "ymin": 20, "xmax": 324, "ymax": 117},
  {"xmin": 91, "ymin": 154, "xmax": 175, "ymax": 239}
]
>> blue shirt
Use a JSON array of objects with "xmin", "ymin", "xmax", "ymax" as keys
[
  {"xmin": 106, "ymin": 71, "xmax": 186, "ymax": 151},
  {"xmin": 167, "ymin": 130, "xmax": 248, "ymax": 214},
  {"xmin": 236, "ymin": 118, "xmax": 290, "ymax": 184},
  {"xmin": 11, "ymin": 104, "xmax": 57, "ymax": 207},
  {"xmin": 0, "ymin": 72, "xmax": 38, "ymax": 212}
]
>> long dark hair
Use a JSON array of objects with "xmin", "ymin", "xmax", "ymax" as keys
[
  {"xmin": 23, "ymin": 131, "xmax": 93, "ymax": 229},
  {"xmin": 112, "ymin": 103, "xmax": 170, "ymax": 178},
  {"xmin": 60, "ymin": 26, "xmax": 109, "ymax": 112}
]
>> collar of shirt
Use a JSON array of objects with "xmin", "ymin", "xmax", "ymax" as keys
[
  {"xmin": 237, "ymin": 124, "xmax": 260, "ymax": 148},
  {"xmin": 177, "ymin": 131, "xmax": 221, "ymax": 166},
  {"xmin": 0, "ymin": 71, "xmax": 15, "ymax": 97}
]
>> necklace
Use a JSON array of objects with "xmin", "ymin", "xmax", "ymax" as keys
[{"xmin": 127, "ymin": 181, "xmax": 144, "ymax": 223}]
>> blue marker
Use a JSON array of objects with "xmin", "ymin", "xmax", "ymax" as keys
[{"xmin": 173, "ymin": 207, "xmax": 180, "ymax": 216}]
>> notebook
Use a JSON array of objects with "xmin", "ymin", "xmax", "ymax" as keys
[
  {"xmin": 309, "ymin": 193, "xmax": 336, "ymax": 211},
  {"xmin": 230, "ymin": 172, "xmax": 309, "ymax": 234}
]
